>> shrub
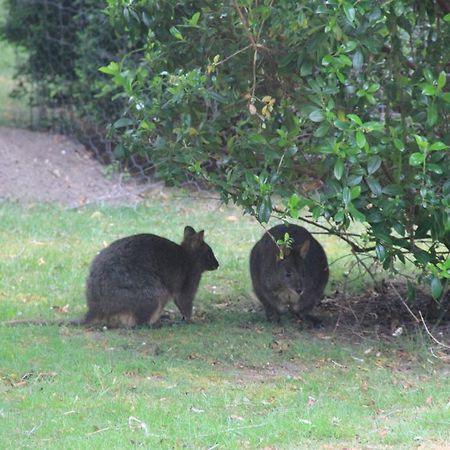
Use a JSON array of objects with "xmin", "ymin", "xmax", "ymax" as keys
[{"xmin": 100, "ymin": 0, "xmax": 449, "ymax": 300}]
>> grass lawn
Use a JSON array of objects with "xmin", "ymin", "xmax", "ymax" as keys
[{"xmin": 0, "ymin": 196, "xmax": 449, "ymax": 449}]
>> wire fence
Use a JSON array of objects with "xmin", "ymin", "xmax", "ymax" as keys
[{"xmin": 1, "ymin": 0, "xmax": 153, "ymax": 181}]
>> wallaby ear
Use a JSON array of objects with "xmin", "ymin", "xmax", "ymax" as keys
[
  {"xmin": 184, "ymin": 226, "xmax": 196, "ymax": 239},
  {"xmin": 298, "ymin": 240, "xmax": 310, "ymax": 259},
  {"xmin": 197, "ymin": 230, "xmax": 205, "ymax": 241}
]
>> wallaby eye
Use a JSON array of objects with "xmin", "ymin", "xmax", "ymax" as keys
[{"xmin": 286, "ymin": 271, "xmax": 292, "ymax": 277}]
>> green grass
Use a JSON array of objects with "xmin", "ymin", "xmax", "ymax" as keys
[{"xmin": 1, "ymin": 197, "xmax": 449, "ymax": 449}]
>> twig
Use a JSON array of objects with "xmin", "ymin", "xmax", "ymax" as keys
[
  {"xmin": 353, "ymin": 252, "xmax": 378, "ymax": 284},
  {"xmin": 231, "ymin": 0, "xmax": 272, "ymax": 53},
  {"xmin": 232, "ymin": 0, "xmax": 257, "ymax": 49},
  {"xmin": 419, "ymin": 311, "xmax": 450, "ymax": 350},
  {"xmin": 252, "ymin": 47, "xmax": 257, "ymax": 98},
  {"xmin": 388, "ymin": 281, "xmax": 420, "ymax": 323},
  {"xmin": 214, "ymin": 44, "xmax": 252, "ymax": 67},
  {"xmin": 25, "ymin": 423, "xmax": 42, "ymax": 437},
  {"xmin": 86, "ymin": 427, "xmax": 111, "ymax": 436},
  {"xmin": 272, "ymin": 206, "xmax": 376, "ymax": 253}
]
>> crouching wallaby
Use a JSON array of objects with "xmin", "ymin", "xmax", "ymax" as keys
[
  {"xmin": 84, "ymin": 225, "xmax": 219, "ymax": 328},
  {"xmin": 250, "ymin": 223, "xmax": 328, "ymax": 326},
  {"xmin": 3, "ymin": 226, "xmax": 219, "ymax": 328}
]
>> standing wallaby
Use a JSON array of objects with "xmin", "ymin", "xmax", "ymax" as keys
[
  {"xmin": 250, "ymin": 223, "xmax": 328, "ymax": 326},
  {"xmin": 84, "ymin": 226, "xmax": 219, "ymax": 328}
]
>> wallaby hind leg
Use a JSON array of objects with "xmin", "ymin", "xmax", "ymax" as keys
[
  {"xmin": 253, "ymin": 287, "xmax": 281, "ymax": 323},
  {"xmin": 263, "ymin": 304, "xmax": 281, "ymax": 323},
  {"xmin": 294, "ymin": 312, "xmax": 323, "ymax": 328},
  {"xmin": 135, "ymin": 288, "xmax": 171, "ymax": 326},
  {"xmin": 145, "ymin": 297, "xmax": 168, "ymax": 326}
]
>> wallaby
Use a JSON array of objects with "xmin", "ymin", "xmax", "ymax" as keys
[
  {"xmin": 3, "ymin": 226, "xmax": 219, "ymax": 328},
  {"xmin": 250, "ymin": 223, "xmax": 328, "ymax": 326}
]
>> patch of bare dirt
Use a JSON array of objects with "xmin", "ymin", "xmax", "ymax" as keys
[
  {"xmin": 0, "ymin": 126, "xmax": 147, "ymax": 206},
  {"xmin": 318, "ymin": 281, "xmax": 450, "ymax": 340},
  {"xmin": 227, "ymin": 283, "xmax": 450, "ymax": 345}
]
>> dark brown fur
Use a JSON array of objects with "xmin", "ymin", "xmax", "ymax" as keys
[
  {"xmin": 3, "ymin": 226, "xmax": 219, "ymax": 328},
  {"xmin": 84, "ymin": 226, "xmax": 219, "ymax": 328},
  {"xmin": 250, "ymin": 223, "xmax": 329, "ymax": 326}
]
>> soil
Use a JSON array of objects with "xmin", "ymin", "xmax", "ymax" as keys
[
  {"xmin": 0, "ymin": 126, "xmax": 146, "ymax": 206},
  {"xmin": 1, "ymin": 126, "xmax": 448, "ymax": 343}
]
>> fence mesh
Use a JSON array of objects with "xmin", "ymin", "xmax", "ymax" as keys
[{"xmin": 1, "ymin": 0, "xmax": 154, "ymax": 181}]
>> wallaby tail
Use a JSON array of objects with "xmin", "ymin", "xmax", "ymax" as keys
[{"xmin": 1, "ymin": 318, "xmax": 86, "ymax": 327}]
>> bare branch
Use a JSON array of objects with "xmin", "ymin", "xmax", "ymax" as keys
[
  {"xmin": 388, "ymin": 281, "xmax": 420, "ymax": 323},
  {"xmin": 419, "ymin": 311, "xmax": 450, "ymax": 350}
]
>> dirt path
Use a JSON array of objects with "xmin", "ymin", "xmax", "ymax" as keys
[{"xmin": 0, "ymin": 126, "xmax": 144, "ymax": 206}]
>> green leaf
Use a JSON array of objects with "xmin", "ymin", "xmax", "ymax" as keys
[
  {"xmin": 248, "ymin": 134, "xmax": 268, "ymax": 145},
  {"xmin": 113, "ymin": 117, "xmax": 135, "ymax": 128},
  {"xmin": 367, "ymin": 155, "xmax": 382, "ymax": 175},
  {"xmin": 287, "ymin": 193, "xmax": 300, "ymax": 218},
  {"xmin": 258, "ymin": 197, "xmax": 272, "ymax": 223},
  {"xmin": 441, "ymin": 92, "xmax": 450, "ymax": 103},
  {"xmin": 334, "ymin": 120, "xmax": 350, "ymax": 130},
  {"xmin": 334, "ymin": 209, "xmax": 345, "ymax": 223},
  {"xmin": 444, "ymin": 13, "xmax": 450, "ymax": 22},
  {"xmin": 427, "ymin": 104, "xmax": 438, "ymax": 127},
  {"xmin": 300, "ymin": 61, "xmax": 313, "ymax": 76},
  {"xmin": 343, "ymin": 41, "xmax": 357, "ymax": 53},
  {"xmin": 314, "ymin": 124, "xmax": 330, "ymax": 137},
  {"xmin": 375, "ymin": 244, "xmax": 386, "ymax": 262},
  {"xmin": 409, "ymin": 152, "xmax": 425, "ymax": 166},
  {"xmin": 431, "ymin": 278, "xmax": 443, "ymax": 299},
  {"xmin": 322, "ymin": 55, "xmax": 334, "ymax": 66},
  {"xmin": 169, "ymin": 26, "xmax": 184, "ymax": 40},
  {"xmin": 339, "ymin": 54, "xmax": 352, "ymax": 66},
  {"xmin": 382, "ymin": 184, "xmax": 402, "ymax": 196},
  {"xmin": 422, "ymin": 84, "xmax": 436, "ymax": 96},
  {"xmin": 350, "ymin": 185, "xmax": 361, "ymax": 199},
  {"xmin": 437, "ymin": 71, "xmax": 446, "ymax": 90},
  {"xmin": 187, "ymin": 12, "xmax": 201, "ymax": 26},
  {"xmin": 334, "ymin": 159, "xmax": 345, "ymax": 180},
  {"xmin": 366, "ymin": 176, "xmax": 382, "ymax": 196},
  {"xmin": 99, "ymin": 62, "xmax": 120, "ymax": 75},
  {"xmin": 352, "ymin": 51, "xmax": 363, "ymax": 71},
  {"xmin": 414, "ymin": 135, "xmax": 428, "ymax": 150},
  {"xmin": 393, "ymin": 138, "xmax": 404, "ymax": 151},
  {"xmin": 113, "ymin": 143, "xmax": 125, "ymax": 158},
  {"xmin": 356, "ymin": 131, "xmax": 366, "ymax": 148},
  {"xmin": 347, "ymin": 114, "xmax": 363, "ymax": 126},
  {"xmin": 343, "ymin": 4, "xmax": 356, "ymax": 23},
  {"xmin": 348, "ymin": 204, "xmax": 366, "ymax": 222},
  {"xmin": 427, "ymin": 163, "xmax": 443, "ymax": 174},
  {"xmin": 429, "ymin": 142, "xmax": 448, "ymax": 151},
  {"xmin": 309, "ymin": 110, "xmax": 325, "ymax": 122},
  {"xmin": 342, "ymin": 187, "xmax": 351, "ymax": 206},
  {"xmin": 423, "ymin": 68, "xmax": 433, "ymax": 82},
  {"xmin": 347, "ymin": 174, "xmax": 363, "ymax": 186},
  {"xmin": 253, "ymin": 5, "xmax": 271, "ymax": 20},
  {"xmin": 414, "ymin": 249, "xmax": 431, "ymax": 265},
  {"xmin": 364, "ymin": 121, "xmax": 384, "ymax": 132}
]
